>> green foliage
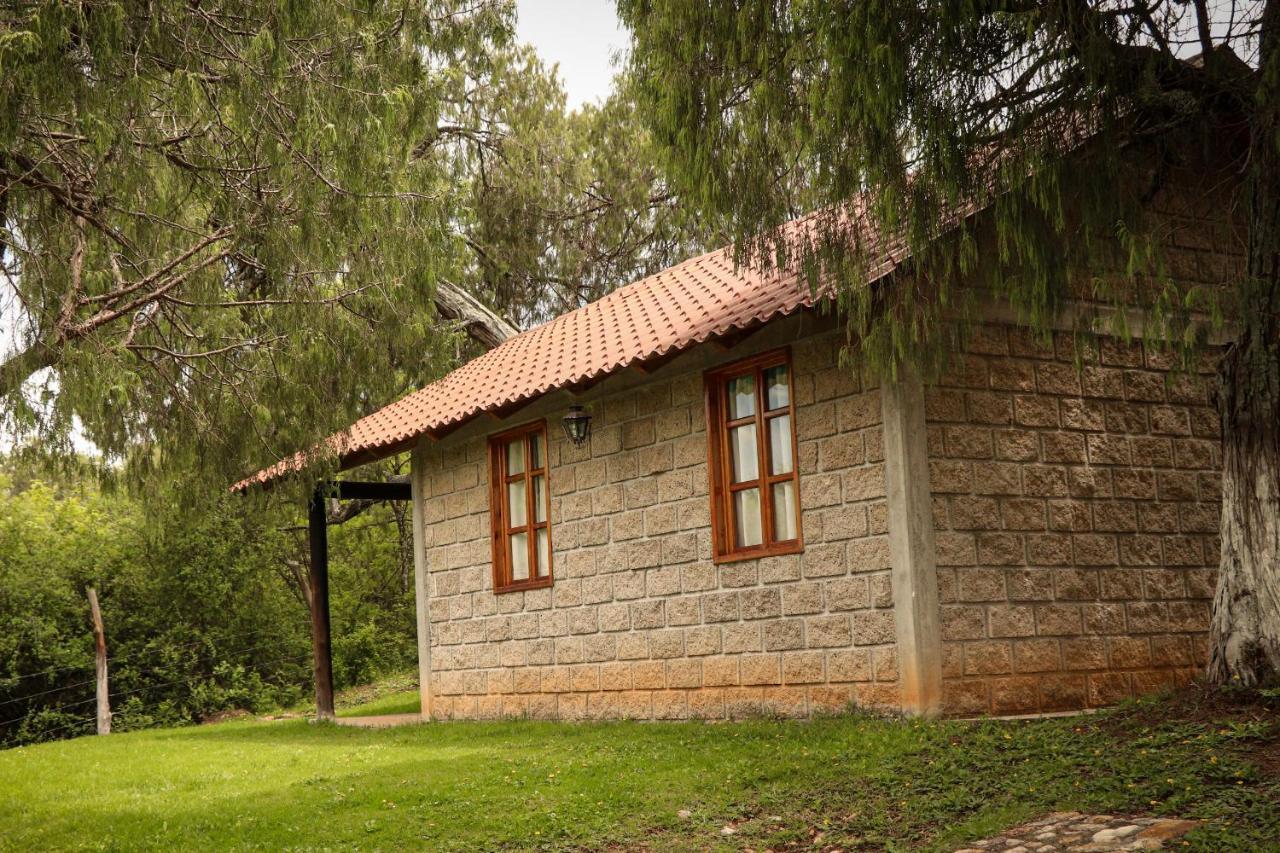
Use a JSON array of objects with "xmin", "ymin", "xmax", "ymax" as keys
[
  {"xmin": 0, "ymin": 474, "xmax": 139, "ymax": 706},
  {"xmin": 1, "ymin": 1, "xmax": 710, "ymax": 501},
  {"xmin": 0, "ymin": 690, "xmax": 1276, "ymax": 850},
  {"xmin": 617, "ymin": 2, "xmax": 1256, "ymax": 379},
  {"xmin": 327, "ymin": 505, "xmax": 419, "ymax": 689},
  {"xmin": 454, "ymin": 52, "xmax": 707, "ymax": 328},
  {"xmin": 0, "ymin": 459, "xmax": 419, "ymax": 745},
  {"xmin": 0, "ymin": 9, "xmax": 710, "ymax": 744},
  {"xmin": 1, "ymin": 0, "xmax": 505, "ymax": 492},
  {"xmin": 0, "ymin": 466, "xmax": 298, "ymax": 743}
]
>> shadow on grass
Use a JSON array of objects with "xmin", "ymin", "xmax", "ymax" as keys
[
  {"xmin": 183, "ymin": 714, "xmax": 837, "ymax": 748},
  {"xmin": 7, "ymin": 753, "xmax": 627, "ymax": 850},
  {"xmin": 8, "ymin": 719, "xmax": 878, "ymax": 850}
]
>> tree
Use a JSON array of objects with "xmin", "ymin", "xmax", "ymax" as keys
[
  {"xmin": 449, "ymin": 48, "xmax": 705, "ymax": 330},
  {"xmin": 619, "ymin": 1, "xmax": 1278, "ymax": 685},
  {"xmin": 2, "ymin": 2, "xmax": 706, "ymax": 497},
  {"xmin": 0, "ymin": 0, "xmax": 520, "ymax": 490},
  {"xmin": 0, "ymin": 451, "xmax": 432, "ymax": 745}
]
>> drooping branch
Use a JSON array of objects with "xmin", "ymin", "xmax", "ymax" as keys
[
  {"xmin": 0, "ymin": 339, "xmax": 58, "ymax": 397},
  {"xmin": 318, "ymin": 281, "xmax": 515, "ymax": 528},
  {"xmin": 1, "ymin": 1, "xmax": 694, "ymax": 494},
  {"xmin": 308, "ymin": 283, "xmax": 514, "ymax": 529}
]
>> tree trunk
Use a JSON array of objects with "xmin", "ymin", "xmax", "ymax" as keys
[
  {"xmin": 1207, "ymin": 0, "xmax": 1280, "ymax": 687},
  {"xmin": 1210, "ymin": 334, "xmax": 1280, "ymax": 685},
  {"xmin": 1210, "ymin": 341, "xmax": 1280, "ymax": 684}
]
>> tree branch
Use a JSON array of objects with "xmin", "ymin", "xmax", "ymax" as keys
[{"xmin": 434, "ymin": 278, "xmax": 519, "ymax": 349}]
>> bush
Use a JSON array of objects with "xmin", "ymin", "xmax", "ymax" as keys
[{"xmin": 1, "ymin": 460, "xmax": 418, "ymax": 745}]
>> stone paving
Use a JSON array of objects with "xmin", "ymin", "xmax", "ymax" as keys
[{"xmin": 954, "ymin": 812, "xmax": 1201, "ymax": 852}]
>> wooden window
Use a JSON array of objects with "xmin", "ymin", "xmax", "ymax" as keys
[
  {"xmin": 704, "ymin": 348, "xmax": 803, "ymax": 563},
  {"xmin": 488, "ymin": 420, "xmax": 553, "ymax": 593}
]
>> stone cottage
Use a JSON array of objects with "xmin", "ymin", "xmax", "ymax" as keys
[{"xmin": 239, "ymin": 138, "xmax": 1242, "ymax": 719}]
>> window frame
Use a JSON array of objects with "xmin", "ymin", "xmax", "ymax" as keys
[
  {"xmin": 487, "ymin": 419, "xmax": 554, "ymax": 593},
  {"xmin": 704, "ymin": 347, "xmax": 804, "ymax": 564}
]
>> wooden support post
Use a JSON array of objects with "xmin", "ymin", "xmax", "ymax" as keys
[
  {"xmin": 85, "ymin": 587, "xmax": 111, "ymax": 735},
  {"xmin": 308, "ymin": 488, "xmax": 336, "ymax": 720}
]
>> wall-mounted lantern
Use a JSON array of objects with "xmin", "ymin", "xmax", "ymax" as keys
[{"xmin": 562, "ymin": 405, "xmax": 592, "ymax": 448}]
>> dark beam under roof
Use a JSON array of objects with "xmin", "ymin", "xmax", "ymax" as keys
[{"xmin": 320, "ymin": 479, "xmax": 413, "ymax": 502}]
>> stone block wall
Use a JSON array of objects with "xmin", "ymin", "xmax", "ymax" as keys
[
  {"xmin": 926, "ymin": 325, "xmax": 1222, "ymax": 715},
  {"xmin": 406, "ymin": 135, "xmax": 1247, "ymax": 721},
  {"xmin": 417, "ymin": 330, "xmax": 900, "ymax": 719}
]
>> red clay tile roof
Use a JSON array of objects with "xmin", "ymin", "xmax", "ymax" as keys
[{"xmin": 234, "ymin": 212, "xmax": 908, "ymax": 490}]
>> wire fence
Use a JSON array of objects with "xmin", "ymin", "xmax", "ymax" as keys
[
  {"xmin": 1, "ymin": 646, "xmax": 313, "ymax": 744},
  {"xmin": 0, "ymin": 632, "xmax": 306, "ymax": 710},
  {"xmin": 3, "ymin": 624, "xmax": 281, "ymax": 686}
]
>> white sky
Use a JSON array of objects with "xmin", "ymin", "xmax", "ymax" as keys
[{"xmin": 515, "ymin": 0, "xmax": 628, "ymax": 107}]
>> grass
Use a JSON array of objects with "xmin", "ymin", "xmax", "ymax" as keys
[
  {"xmin": 0, "ymin": 686, "xmax": 1276, "ymax": 851},
  {"xmin": 329, "ymin": 672, "xmax": 422, "ymax": 719},
  {"xmin": 335, "ymin": 689, "xmax": 420, "ymax": 718}
]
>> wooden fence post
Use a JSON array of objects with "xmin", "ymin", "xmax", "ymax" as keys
[{"xmin": 85, "ymin": 587, "xmax": 111, "ymax": 735}]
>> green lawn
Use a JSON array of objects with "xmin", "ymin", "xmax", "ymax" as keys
[
  {"xmin": 0, "ymin": 688, "xmax": 1276, "ymax": 852},
  {"xmin": 335, "ymin": 689, "xmax": 420, "ymax": 718}
]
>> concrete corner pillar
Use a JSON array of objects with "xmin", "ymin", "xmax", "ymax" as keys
[
  {"xmin": 410, "ymin": 442, "xmax": 434, "ymax": 721},
  {"xmin": 880, "ymin": 373, "xmax": 943, "ymax": 717}
]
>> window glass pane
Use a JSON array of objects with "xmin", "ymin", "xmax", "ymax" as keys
[
  {"xmin": 532, "ymin": 475, "xmax": 546, "ymax": 523},
  {"xmin": 535, "ymin": 528, "xmax": 550, "ymax": 577},
  {"xmin": 530, "ymin": 431, "xmax": 544, "ymax": 469},
  {"xmin": 506, "ymin": 439, "xmax": 525, "ymax": 475},
  {"xmin": 733, "ymin": 488, "xmax": 763, "ymax": 548},
  {"xmin": 507, "ymin": 479, "xmax": 527, "ymax": 527},
  {"xmin": 771, "ymin": 480, "xmax": 798, "ymax": 541},
  {"xmin": 727, "ymin": 374, "xmax": 755, "ymax": 419},
  {"xmin": 729, "ymin": 424, "xmax": 759, "ymax": 483},
  {"xmin": 509, "ymin": 532, "xmax": 529, "ymax": 580},
  {"xmin": 764, "ymin": 365, "xmax": 790, "ymax": 410},
  {"xmin": 768, "ymin": 414, "xmax": 793, "ymax": 475}
]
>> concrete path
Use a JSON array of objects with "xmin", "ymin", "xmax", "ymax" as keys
[{"xmin": 331, "ymin": 713, "xmax": 425, "ymax": 729}]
